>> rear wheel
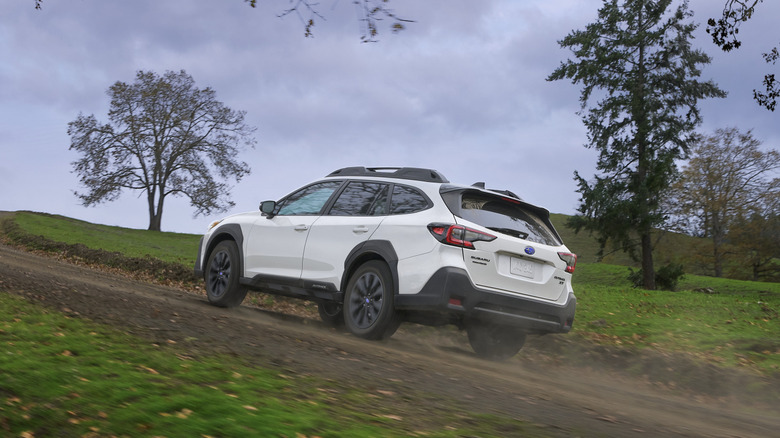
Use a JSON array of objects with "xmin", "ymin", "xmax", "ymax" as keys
[
  {"xmin": 205, "ymin": 241, "xmax": 248, "ymax": 308},
  {"xmin": 466, "ymin": 320, "xmax": 526, "ymax": 361},
  {"xmin": 317, "ymin": 301, "xmax": 344, "ymax": 327},
  {"xmin": 344, "ymin": 260, "xmax": 401, "ymax": 340}
]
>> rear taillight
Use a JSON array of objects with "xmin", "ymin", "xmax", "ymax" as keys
[
  {"xmin": 428, "ymin": 223, "xmax": 496, "ymax": 249},
  {"xmin": 558, "ymin": 252, "xmax": 577, "ymax": 273}
]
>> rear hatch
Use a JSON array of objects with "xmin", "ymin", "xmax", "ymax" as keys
[{"xmin": 440, "ymin": 187, "xmax": 573, "ymax": 302}]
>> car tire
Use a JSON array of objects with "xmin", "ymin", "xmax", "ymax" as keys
[
  {"xmin": 317, "ymin": 301, "xmax": 344, "ymax": 327},
  {"xmin": 466, "ymin": 320, "xmax": 526, "ymax": 361},
  {"xmin": 344, "ymin": 260, "xmax": 401, "ymax": 340},
  {"xmin": 205, "ymin": 240, "xmax": 248, "ymax": 308}
]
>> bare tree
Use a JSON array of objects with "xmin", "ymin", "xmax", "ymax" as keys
[
  {"xmin": 34, "ymin": 0, "xmax": 413, "ymax": 42},
  {"xmin": 68, "ymin": 70, "xmax": 255, "ymax": 231},
  {"xmin": 669, "ymin": 127, "xmax": 779, "ymax": 277},
  {"xmin": 245, "ymin": 0, "xmax": 413, "ymax": 42}
]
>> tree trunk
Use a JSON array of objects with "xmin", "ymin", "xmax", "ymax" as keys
[
  {"xmin": 147, "ymin": 188, "xmax": 163, "ymax": 232},
  {"xmin": 148, "ymin": 213, "xmax": 162, "ymax": 232},
  {"xmin": 711, "ymin": 213, "xmax": 724, "ymax": 277},
  {"xmin": 635, "ymin": 5, "xmax": 655, "ymax": 291},
  {"xmin": 641, "ymin": 231, "xmax": 656, "ymax": 290},
  {"xmin": 712, "ymin": 239, "xmax": 723, "ymax": 277}
]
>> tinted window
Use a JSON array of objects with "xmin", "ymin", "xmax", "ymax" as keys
[
  {"xmin": 276, "ymin": 181, "xmax": 342, "ymax": 216},
  {"xmin": 329, "ymin": 182, "xmax": 389, "ymax": 216},
  {"xmin": 458, "ymin": 193, "xmax": 560, "ymax": 246},
  {"xmin": 389, "ymin": 185, "xmax": 430, "ymax": 214}
]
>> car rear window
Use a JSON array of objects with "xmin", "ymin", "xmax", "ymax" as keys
[
  {"xmin": 389, "ymin": 185, "xmax": 431, "ymax": 214},
  {"xmin": 454, "ymin": 192, "xmax": 560, "ymax": 246}
]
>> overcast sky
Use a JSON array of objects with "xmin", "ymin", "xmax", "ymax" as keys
[{"xmin": 2, "ymin": 0, "xmax": 778, "ymax": 234}]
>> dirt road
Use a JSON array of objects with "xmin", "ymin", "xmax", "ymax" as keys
[{"xmin": 1, "ymin": 242, "xmax": 778, "ymax": 437}]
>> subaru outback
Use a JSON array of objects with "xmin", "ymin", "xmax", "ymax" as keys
[{"xmin": 195, "ymin": 167, "xmax": 576, "ymax": 360}]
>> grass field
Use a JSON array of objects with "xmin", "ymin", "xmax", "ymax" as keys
[{"xmin": 573, "ymin": 264, "xmax": 779, "ymax": 371}]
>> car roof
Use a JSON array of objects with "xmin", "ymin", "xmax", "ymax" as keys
[
  {"xmin": 325, "ymin": 167, "xmax": 526, "ymax": 204},
  {"xmin": 326, "ymin": 167, "xmax": 449, "ymax": 183}
]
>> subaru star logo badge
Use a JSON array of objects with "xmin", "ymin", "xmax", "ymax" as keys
[{"xmin": 524, "ymin": 246, "xmax": 535, "ymax": 255}]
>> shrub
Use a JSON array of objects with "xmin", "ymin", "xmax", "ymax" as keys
[{"xmin": 628, "ymin": 262, "xmax": 685, "ymax": 291}]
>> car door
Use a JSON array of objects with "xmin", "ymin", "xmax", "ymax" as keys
[
  {"xmin": 301, "ymin": 181, "xmax": 389, "ymax": 286},
  {"xmin": 243, "ymin": 180, "xmax": 343, "ymax": 279}
]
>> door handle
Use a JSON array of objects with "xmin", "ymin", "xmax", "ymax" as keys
[
  {"xmin": 294, "ymin": 224, "xmax": 309, "ymax": 231},
  {"xmin": 353, "ymin": 225, "xmax": 370, "ymax": 234}
]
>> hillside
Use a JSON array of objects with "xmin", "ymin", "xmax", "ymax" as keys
[{"xmin": 2, "ymin": 210, "xmax": 778, "ymax": 378}]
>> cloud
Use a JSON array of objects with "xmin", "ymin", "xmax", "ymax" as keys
[{"xmin": 2, "ymin": 0, "xmax": 777, "ymax": 233}]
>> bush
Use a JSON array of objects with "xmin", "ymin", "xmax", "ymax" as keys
[{"xmin": 628, "ymin": 262, "xmax": 685, "ymax": 291}]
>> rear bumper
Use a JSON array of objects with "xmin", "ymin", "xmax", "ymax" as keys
[{"xmin": 394, "ymin": 267, "xmax": 576, "ymax": 333}]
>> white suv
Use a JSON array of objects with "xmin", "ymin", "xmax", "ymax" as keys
[{"xmin": 195, "ymin": 167, "xmax": 576, "ymax": 360}]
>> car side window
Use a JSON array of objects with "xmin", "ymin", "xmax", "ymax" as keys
[
  {"xmin": 389, "ymin": 185, "xmax": 431, "ymax": 214},
  {"xmin": 276, "ymin": 181, "xmax": 343, "ymax": 216},
  {"xmin": 329, "ymin": 182, "xmax": 389, "ymax": 216}
]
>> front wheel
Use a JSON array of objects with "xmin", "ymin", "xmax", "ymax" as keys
[
  {"xmin": 466, "ymin": 320, "xmax": 526, "ymax": 361},
  {"xmin": 344, "ymin": 261, "xmax": 401, "ymax": 340},
  {"xmin": 205, "ymin": 240, "xmax": 248, "ymax": 308}
]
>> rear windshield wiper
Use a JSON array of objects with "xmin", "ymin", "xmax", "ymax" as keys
[{"xmin": 486, "ymin": 227, "xmax": 529, "ymax": 240}]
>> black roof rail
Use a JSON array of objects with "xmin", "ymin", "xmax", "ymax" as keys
[{"xmin": 327, "ymin": 167, "xmax": 449, "ymax": 183}]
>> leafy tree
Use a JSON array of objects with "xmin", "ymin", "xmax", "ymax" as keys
[
  {"xmin": 729, "ymin": 208, "xmax": 780, "ymax": 281},
  {"xmin": 548, "ymin": 0, "xmax": 726, "ymax": 289},
  {"xmin": 668, "ymin": 127, "xmax": 779, "ymax": 277},
  {"xmin": 68, "ymin": 70, "xmax": 255, "ymax": 231},
  {"xmin": 706, "ymin": 0, "xmax": 779, "ymax": 111}
]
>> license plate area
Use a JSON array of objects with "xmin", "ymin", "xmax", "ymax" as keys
[{"xmin": 510, "ymin": 257, "xmax": 536, "ymax": 279}]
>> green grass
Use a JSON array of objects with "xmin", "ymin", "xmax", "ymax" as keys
[
  {"xmin": 572, "ymin": 263, "xmax": 780, "ymax": 373},
  {"xmin": 0, "ymin": 293, "xmax": 541, "ymax": 437},
  {"xmin": 12, "ymin": 211, "xmax": 201, "ymax": 266}
]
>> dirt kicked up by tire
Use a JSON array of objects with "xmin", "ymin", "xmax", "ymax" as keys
[
  {"xmin": 466, "ymin": 319, "xmax": 527, "ymax": 361},
  {"xmin": 1, "ymin": 239, "xmax": 779, "ymax": 437}
]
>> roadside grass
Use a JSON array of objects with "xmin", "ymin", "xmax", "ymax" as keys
[
  {"xmin": 4, "ymin": 211, "xmax": 780, "ymax": 375},
  {"xmin": 0, "ymin": 293, "xmax": 542, "ymax": 437},
  {"xmin": 12, "ymin": 211, "xmax": 200, "ymax": 266}
]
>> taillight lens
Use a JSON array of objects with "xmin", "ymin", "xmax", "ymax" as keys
[
  {"xmin": 558, "ymin": 252, "xmax": 577, "ymax": 273},
  {"xmin": 428, "ymin": 223, "xmax": 496, "ymax": 249}
]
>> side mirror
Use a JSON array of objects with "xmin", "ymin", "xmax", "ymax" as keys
[{"xmin": 259, "ymin": 200, "xmax": 276, "ymax": 217}]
